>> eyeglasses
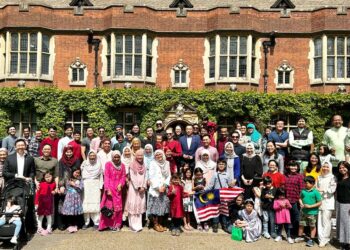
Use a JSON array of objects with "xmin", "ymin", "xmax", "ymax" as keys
[
  {"xmin": 99, "ymin": 130, "xmax": 105, "ymax": 133},
  {"xmin": 232, "ymin": 136, "xmax": 239, "ymax": 138}
]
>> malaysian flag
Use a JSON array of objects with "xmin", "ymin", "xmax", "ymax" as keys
[{"xmin": 193, "ymin": 187, "xmax": 244, "ymax": 223}]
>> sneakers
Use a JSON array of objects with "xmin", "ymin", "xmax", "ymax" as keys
[
  {"xmin": 40, "ymin": 230, "xmax": 49, "ymax": 236},
  {"xmin": 10, "ymin": 236, "xmax": 17, "ymax": 244},
  {"xmin": 287, "ymin": 237, "xmax": 294, "ymax": 244},
  {"xmin": 263, "ymin": 232, "xmax": 271, "ymax": 239},
  {"xmin": 306, "ymin": 239, "xmax": 314, "ymax": 247},
  {"xmin": 212, "ymin": 224, "xmax": 218, "ymax": 233},
  {"xmin": 274, "ymin": 236, "xmax": 282, "ymax": 242},
  {"xmin": 82, "ymin": 225, "xmax": 88, "ymax": 230},
  {"xmin": 171, "ymin": 229, "xmax": 176, "ymax": 236},
  {"xmin": 319, "ymin": 242, "xmax": 327, "ymax": 248},
  {"xmin": 37, "ymin": 228, "xmax": 44, "ymax": 234},
  {"xmin": 294, "ymin": 237, "xmax": 305, "ymax": 243},
  {"xmin": 175, "ymin": 229, "xmax": 180, "ymax": 236},
  {"xmin": 204, "ymin": 223, "xmax": 209, "ymax": 232}
]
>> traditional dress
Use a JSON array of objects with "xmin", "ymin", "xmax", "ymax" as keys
[
  {"xmin": 61, "ymin": 179, "xmax": 84, "ymax": 216},
  {"xmin": 238, "ymin": 208, "xmax": 262, "ymax": 242},
  {"xmin": 167, "ymin": 184, "xmax": 184, "ymax": 218},
  {"xmin": 121, "ymin": 146, "xmax": 134, "ymax": 175},
  {"xmin": 81, "ymin": 150, "xmax": 103, "ymax": 226},
  {"xmin": 144, "ymin": 144, "xmax": 154, "ymax": 181},
  {"xmin": 125, "ymin": 150, "xmax": 147, "ymax": 232},
  {"xmin": 97, "ymin": 149, "xmax": 112, "ymax": 171},
  {"xmin": 194, "ymin": 149, "xmax": 216, "ymax": 186},
  {"xmin": 99, "ymin": 151, "xmax": 126, "ymax": 230},
  {"xmin": 37, "ymin": 182, "xmax": 56, "ymax": 216}
]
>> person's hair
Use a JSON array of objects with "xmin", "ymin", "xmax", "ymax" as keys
[
  {"xmin": 275, "ymin": 188, "xmax": 286, "ymax": 198},
  {"xmin": 183, "ymin": 168, "xmax": 193, "ymax": 180},
  {"xmin": 73, "ymin": 130, "xmax": 81, "ymax": 135},
  {"xmin": 193, "ymin": 123, "xmax": 199, "ymax": 128},
  {"xmin": 231, "ymin": 131, "xmax": 240, "ymax": 138},
  {"xmin": 22, "ymin": 126, "xmax": 31, "ymax": 131},
  {"xmin": 268, "ymin": 159, "xmax": 279, "ymax": 170},
  {"xmin": 15, "ymin": 138, "xmax": 26, "ymax": 146},
  {"xmin": 146, "ymin": 126, "xmax": 154, "ymax": 131},
  {"xmin": 331, "ymin": 114, "xmax": 342, "ymax": 122},
  {"xmin": 171, "ymin": 173, "xmax": 180, "ymax": 181},
  {"xmin": 234, "ymin": 121, "xmax": 241, "ymax": 129},
  {"xmin": 6, "ymin": 196, "xmax": 17, "ymax": 206},
  {"xmin": 185, "ymin": 124, "xmax": 193, "ymax": 129},
  {"xmin": 337, "ymin": 161, "xmax": 350, "ymax": 179},
  {"xmin": 274, "ymin": 119, "xmax": 285, "ymax": 125},
  {"xmin": 71, "ymin": 166, "xmax": 81, "ymax": 177},
  {"xmin": 64, "ymin": 124, "xmax": 73, "ymax": 131},
  {"xmin": 126, "ymin": 130, "xmax": 135, "ymax": 136},
  {"xmin": 194, "ymin": 167, "xmax": 203, "ymax": 175},
  {"xmin": 319, "ymin": 144, "xmax": 330, "ymax": 156},
  {"xmin": 304, "ymin": 175, "xmax": 316, "ymax": 185},
  {"xmin": 264, "ymin": 140, "xmax": 278, "ymax": 159},
  {"xmin": 101, "ymin": 137, "xmax": 111, "ymax": 144},
  {"xmin": 297, "ymin": 116, "xmax": 307, "ymax": 123},
  {"xmin": 244, "ymin": 199, "xmax": 254, "ymax": 206},
  {"xmin": 201, "ymin": 134, "xmax": 210, "ymax": 140},
  {"xmin": 42, "ymin": 143, "xmax": 52, "ymax": 149},
  {"xmin": 263, "ymin": 176, "xmax": 272, "ymax": 185},
  {"xmin": 6, "ymin": 125, "xmax": 16, "ymax": 133},
  {"xmin": 86, "ymin": 127, "xmax": 94, "ymax": 131},
  {"xmin": 305, "ymin": 152, "xmax": 321, "ymax": 173},
  {"xmin": 97, "ymin": 126, "xmax": 105, "ymax": 131},
  {"xmin": 116, "ymin": 132, "xmax": 124, "ymax": 139},
  {"xmin": 43, "ymin": 171, "xmax": 53, "ymax": 181},
  {"xmin": 48, "ymin": 126, "xmax": 57, "ymax": 131},
  {"xmin": 286, "ymin": 160, "xmax": 300, "ymax": 174}
]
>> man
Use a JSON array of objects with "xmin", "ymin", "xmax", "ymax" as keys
[
  {"xmin": 201, "ymin": 117, "xmax": 217, "ymax": 147},
  {"xmin": 112, "ymin": 132, "xmax": 127, "ymax": 152},
  {"xmin": 81, "ymin": 127, "xmax": 94, "ymax": 160},
  {"xmin": 111, "ymin": 125, "xmax": 123, "ymax": 148},
  {"xmin": 28, "ymin": 129, "xmax": 43, "ymax": 157},
  {"xmin": 68, "ymin": 131, "xmax": 82, "ymax": 161},
  {"xmin": 90, "ymin": 126, "xmax": 106, "ymax": 152},
  {"xmin": 21, "ymin": 127, "xmax": 32, "ymax": 147},
  {"xmin": 155, "ymin": 120, "xmax": 166, "ymax": 140},
  {"xmin": 39, "ymin": 126, "xmax": 59, "ymax": 159},
  {"xmin": 193, "ymin": 123, "xmax": 200, "ymax": 136},
  {"xmin": 231, "ymin": 131, "xmax": 246, "ymax": 158},
  {"xmin": 34, "ymin": 144, "xmax": 58, "ymax": 184},
  {"xmin": 2, "ymin": 126, "xmax": 18, "ymax": 154},
  {"xmin": 143, "ymin": 126, "xmax": 156, "ymax": 149},
  {"xmin": 195, "ymin": 134, "xmax": 219, "ymax": 162},
  {"xmin": 97, "ymin": 138, "xmax": 112, "ymax": 170},
  {"xmin": 163, "ymin": 128, "xmax": 182, "ymax": 173},
  {"xmin": 268, "ymin": 119, "xmax": 289, "ymax": 157},
  {"xmin": 322, "ymin": 114, "xmax": 347, "ymax": 162},
  {"xmin": 289, "ymin": 117, "xmax": 313, "ymax": 171},
  {"xmin": 179, "ymin": 124, "xmax": 201, "ymax": 170},
  {"xmin": 217, "ymin": 127, "xmax": 229, "ymax": 156},
  {"xmin": 57, "ymin": 124, "xmax": 73, "ymax": 160}
]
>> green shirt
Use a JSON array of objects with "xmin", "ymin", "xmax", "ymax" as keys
[{"xmin": 300, "ymin": 188, "xmax": 322, "ymax": 215}]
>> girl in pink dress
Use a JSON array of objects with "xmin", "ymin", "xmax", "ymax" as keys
[
  {"xmin": 167, "ymin": 174, "xmax": 184, "ymax": 236},
  {"xmin": 273, "ymin": 188, "xmax": 293, "ymax": 244},
  {"xmin": 99, "ymin": 150, "xmax": 126, "ymax": 231}
]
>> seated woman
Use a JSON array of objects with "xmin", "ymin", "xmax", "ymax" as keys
[
  {"xmin": 235, "ymin": 199, "xmax": 262, "ymax": 243},
  {"xmin": 0, "ymin": 196, "xmax": 22, "ymax": 244}
]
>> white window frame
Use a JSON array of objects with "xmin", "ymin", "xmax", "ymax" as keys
[
  {"xmin": 2, "ymin": 31, "xmax": 54, "ymax": 81},
  {"xmin": 275, "ymin": 61, "xmax": 294, "ymax": 89},
  {"xmin": 101, "ymin": 33, "xmax": 158, "ymax": 84},
  {"xmin": 65, "ymin": 111, "xmax": 89, "ymax": 136},
  {"xmin": 69, "ymin": 57, "xmax": 88, "ymax": 86},
  {"xmin": 204, "ymin": 34, "xmax": 260, "ymax": 85},
  {"xmin": 171, "ymin": 59, "xmax": 190, "ymax": 88},
  {"xmin": 11, "ymin": 110, "xmax": 37, "ymax": 137},
  {"xmin": 115, "ymin": 109, "xmax": 140, "ymax": 135}
]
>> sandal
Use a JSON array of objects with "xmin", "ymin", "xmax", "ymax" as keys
[{"xmin": 184, "ymin": 224, "xmax": 191, "ymax": 231}]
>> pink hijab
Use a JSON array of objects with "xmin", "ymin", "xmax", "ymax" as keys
[{"xmin": 129, "ymin": 149, "xmax": 145, "ymax": 175}]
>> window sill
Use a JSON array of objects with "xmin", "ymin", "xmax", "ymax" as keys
[
  {"xmin": 4, "ymin": 74, "xmax": 53, "ymax": 81},
  {"xmin": 69, "ymin": 82, "xmax": 87, "ymax": 87},
  {"xmin": 102, "ymin": 76, "xmax": 156, "ymax": 84},
  {"xmin": 172, "ymin": 84, "xmax": 189, "ymax": 88},
  {"xmin": 205, "ymin": 78, "xmax": 259, "ymax": 85},
  {"xmin": 310, "ymin": 79, "xmax": 350, "ymax": 85},
  {"xmin": 276, "ymin": 85, "xmax": 293, "ymax": 90}
]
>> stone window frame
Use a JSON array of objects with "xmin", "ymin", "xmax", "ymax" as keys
[
  {"xmin": 101, "ymin": 32, "xmax": 158, "ymax": 84},
  {"xmin": 69, "ymin": 57, "xmax": 88, "ymax": 86},
  {"xmin": 275, "ymin": 61, "xmax": 294, "ymax": 89},
  {"xmin": 65, "ymin": 111, "xmax": 89, "ymax": 136},
  {"xmin": 310, "ymin": 35, "xmax": 350, "ymax": 85},
  {"xmin": 0, "ymin": 31, "xmax": 55, "ymax": 81},
  {"xmin": 115, "ymin": 109, "xmax": 141, "ymax": 134},
  {"xmin": 11, "ymin": 110, "xmax": 38, "ymax": 137},
  {"xmin": 171, "ymin": 59, "xmax": 190, "ymax": 88},
  {"xmin": 203, "ymin": 34, "xmax": 260, "ymax": 85}
]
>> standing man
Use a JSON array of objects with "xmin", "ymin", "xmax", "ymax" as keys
[
  {"xmin": 195, "ymin": 134, "xmax": 219, "ymax": 162},
  {"xmin": 21, "ymin": 127, "xmax": 32, "ymax": 147},
  {"xmin": 268, "ymin": 119, "xmax": 289, "ymax": 158},
  {"xmin": 57, "ymin": 124, "xmax": 73, "ymax": 160},
  {"xmin": 97, "ymin": 138, "xmax": 112, "ymax": 170},
  {"xmin": 68, "ymin": 131, "xmax": 82, "ymax": 161},
  {"xmin": 40, "ymin": 126, "xmax": 59, "ymax": 159},
  {"xmin": 111, "ymin": 125, "xmax": 123, "ymax": 148},
  {"xmin": 81, "ymin": 127, "xmax": 94, "ymax": 161},
  {"xmin": 217, "ymin": 127, "xmax": 229, "ymax": 156},
  {"xmin": 179, "ymin": 124, "xmax": 201, "ymax": 170},
  {"xmin": 2, "ymin": 126, "xmax": 17, "ymax": 154},
  {"xmin": 143, "ymin": 127, "xmax": 156, "ymax": 149},
  {"xmin": 90, "ymin": 127, "xmax": 106, "ymax": 152},
  {"xmin": 163, "ymin": 128, "xmax": 182, "ymax": 173},
  {"xmin": 28, "ymin": 129, "xmax": 43, "ymax": 157},
  {"xmin": 34, "ymin": 144, "xmax": 58, "ymax": 184}
]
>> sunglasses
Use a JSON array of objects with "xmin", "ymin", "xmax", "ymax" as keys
[{"xmin": 232, "ymin": 136, "xmax": 239, "ymax": 138}]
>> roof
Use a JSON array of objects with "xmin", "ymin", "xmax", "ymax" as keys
[{"xmin": 0, "ymin": 0, "xmax": 348, "ymax": 11}]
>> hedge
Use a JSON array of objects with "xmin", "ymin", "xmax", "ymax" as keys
[{"xmin": 1, "ymin": 87, "xmax": 349, "ymax": 144}]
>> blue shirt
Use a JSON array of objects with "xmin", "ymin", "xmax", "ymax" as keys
[{"xmin": 268, "ymin": 130, "xmax": 289, "ymax": 156}]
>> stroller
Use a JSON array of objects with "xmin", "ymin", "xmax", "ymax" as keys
[{"xmin": 0, "ymin": 178, "xmax": 31, "ymax": 249}]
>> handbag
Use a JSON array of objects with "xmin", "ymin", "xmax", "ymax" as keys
[
  {"xmin": 100, "ymin": 194, "xmax": 114, "ymax": 218},
  {"xmin": 231, "ymin": 226, "xmax": 243, "ymax": 241}
]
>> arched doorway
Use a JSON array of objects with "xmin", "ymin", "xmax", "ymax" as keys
[{"xmin": 163, "ymin": 102, "xmax": 199, "ymax": 130}]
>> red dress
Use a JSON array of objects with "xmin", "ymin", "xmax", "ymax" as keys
[
  {"xmin": 263, "ymin": 171, "xmax": 286, "ymax": 188},
  {"xmin": 37, "ymin": 182, "xmax": 56, "ymax": 216},
  {"xmin": 163, "ymin": 140, "xmax": 182, "ymax": 174},
  {"xmin": 167, "ymin": 185, "xmax": 184, "ymax": 218}
]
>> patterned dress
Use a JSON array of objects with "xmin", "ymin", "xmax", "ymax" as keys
[{"xmin": 61, "ymin": 179, "xmax": 84, "ymax": 215}]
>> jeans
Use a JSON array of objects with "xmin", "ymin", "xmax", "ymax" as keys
[
  {"xmin": 0, "ymin": 218, "xmax": 22, "ymax": 237},
  {"xmin": 290, "ymin": 203, "xmax": 300, "ymax": 236},
  {"xmin": 212, "ymin": 215, "xmax": 229, "ymax": 228},
  {"xmin": 277, "ymin": 223, "xmax": 291, "ymax": 237},
  {"xmin": 262, "ymin": 209, "xmax": 276, "ymax": 236}
]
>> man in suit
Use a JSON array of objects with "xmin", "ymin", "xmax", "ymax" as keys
[{"xmin": 179, "ymin": 124, "xmax": 201, "ymax": 170}]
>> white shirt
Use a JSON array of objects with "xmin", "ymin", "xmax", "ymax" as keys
[
  {"xmin": 57, "ymin": 136, "xmax": 73, "ymax": 161},
  {"xmin": 16, "ymin": 153, "xmax": 25, "ymax": 177},
  {"xmin": 186, "ymin": 136, "xmax": 192, "ymax": 149}
]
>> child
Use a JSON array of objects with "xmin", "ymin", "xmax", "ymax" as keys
[
  {"xmin": 37, "ymin": 171, "xmax": 56, "ymax": 235},
  {"xmin": 0, "ymin": 196, "xmax": 22, "ymax": 244},
  {"xmin": 180, "ymin": 162, "xmax": 190, "ymax": 180},
  {"xmin": 206, "ymin": 159, "xmax": 235, "ymax": 233},
  {"xmin": 235, "ymin": 199, "xmax": 262, "ymax": 243},
  {"xmin": 182, "ymin": 168, "xmax": 194, "ymax": 231},
  {"xmin": 227, "ymin": 194, "xmax": 244, "ymax": 232},
  {"xmin": 295, "ymin": 176, "xmax": 322, "ymax": 247},
  {"xmin": 319, "ymin": 145, "xmax": 337, "ymax": 165},
  {"xmin": 167, "ymin": 174, "xmax": 184, "ymax": 236},
  {"xmin": 252, "ymin": 177, "xmax": 263, "ymax": 217},
  {"xmin": 273, "ymin": 188, "xmax": 293, "ymax": 244},
  {"xmin": 316, "ymin": 161, "xmax": 336, "ymax": 247},
  {"xmin": 193, "ymin": 168, "xmax": 209, "ymax": 231},
  {"xmin": 261, "ymin": 176, "xmax": 276, "ymax": 239},
  {"xmin": 61, "ymin": 167, "xmax": 84, "ymax": 233}
]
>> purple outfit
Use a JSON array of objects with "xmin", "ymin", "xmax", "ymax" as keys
[{"xmin": 61, "ymin": 179, "xmax": 84, "ymax": 215}]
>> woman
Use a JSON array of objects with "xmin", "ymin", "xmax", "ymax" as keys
[
  {"xmin": 262, "ymin": 160, "xmax": 285, "ymax": 188},
  {"xmin": 317, "ymin": 161, "xmax": 336, "ymax": 247},
  {"xmin": 99, "ymin": 151, "xmax": 126, "ymax": 231},
  {"xmin": 174, "ymin": 125, "xmax": 183, "ymax": 140},
  {"xmin": 262, "ymin": 141, "xmax": 284, "ymax": 173},
  {"xmin": 221, "ymin": 142, "xmax": 240, "ymax": 186},
  {"xmin": 122, "ymin": 146, "xmax": 134, "ymax": 175},
  {"xmin": 131, "ymin": 138, "xmax": 142, "ymax": 156},
  {"xmin": 239, "ymin": 125, "xmax": 250, "ymax": 147},
  {"xmin": 147, "ymin": 150, "xmax": 170, "ymax": 232},
  {"xmin": 241, "ymin": 143, "xmax": 263, "ymax": 199},
  {"xmin": 0, "ymin": 148, "xmax": 8, "ymax": 193},
  {"xmin": 246, "ymin": 123, "xmax": 262, "ymax": 154},
  {"xmin": 81, "ymin": 150, "xmax": 103, "ymax": 229},
  {"xmin": 56, "ymin": 146, "xmax": 81, "ymax": 230},
  {"xmin": 195, "ymin": 149, "xmax": 216, "ymax": 186},
  {"xmin": 144, "ymin": 144, "xmax": 154, "ymax": 182},
  {"xmin": 336, "ymin": 161, "xmax": 350, "ymax": 250},
  {"xmin": 125, "ymin": 149, "xmax": 147, "ymax": 232},
  {"xmin": 261, "ymin": 126, "xmax": 272, "ymax": 156},
  {"xmin": 304, "ymin": 153, "xmax": 321, "ymax": 181}
]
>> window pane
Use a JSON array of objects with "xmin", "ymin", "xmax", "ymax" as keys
[
  {"xmin": 115, "ymin": 55, "xmax": 123, "ymax": 75},
  {"xmin": 220, "ymin": 37, "xmax": 227, "ymax": 54},
  {"xmin": 73, "ymin": 112, "xmax": 81, "ymax": 122},
  {"xmin": 147, "ymin": 38, "xmax": 152, "ymax": 55},
  {"xmin": 315, "ymin": 58, "xmax": 322, "ymax": 79},
  {"xmin": 219, "ymin": 56, "xmax": 227, "ymax": 77},
  {"xmin": 42, "ymin": 35, "xmax": 50, "ymax": 53},
  {"xmin": 347, "ymin": 37, "xmax": 350, "ymax": 55},
  {"xmin": 11, "ymin": 33, "xmax": 18, "ymax": 51},
  {"xmin": 116, "ymin": 35, "xmax": 123, "ymax": 53},
  {"xmin": 278, "ymin": 71, "xmax": 284, "ymax": 84},
  {"xmin": 10, "ymin": 53, "xmax": 18, "ymax": 74},
  {"xmin": 29, "ymin": 53, "xmax": 37, "ymax": 74},
  {"xmin": 327, "ymin": 38, "xmax": 335, "ymax": 55},
  {"xmin": 135, "ymin": 35, "xmax": 142, "ymax": 54},
  {"xmin": 285, "ymin": 71, "xmax": 290, "ymax": 84},
  {"xmin": 79, "ymin": 68, "xmax": 84, "ymax": 81},
  {"xmin": 327, "ymin": 57, "xmax": 335, "ymax": 78},
  {"xmin": 106, "ymin": 55, "xmax": 111, "ymax": 76},
  {"xmin": 30, "ymin": 33, "xmax": 37, "ymax": 51},
  {"xmin": 239, "ymin": 37, "xmax": 247, "ymax": 54},
  {"xmin": 337, "ymin": 37, "xmax": 345, "ymax": 55},
  {"xmin": 209, "ymin": 57, "xmax": 215, "ymax": 78},
  {"xmin": 146, "ymin": 56, "xmax": 152, "ymax": 77},
  {"xmin": 20, "ymin": 53, "xmax": 27, "ymax": 73},
  {"xmin": 125, "ymin": 55, "xmax": 132, "ymax": 75},
  {"xmin": 72, "ymin": 68, "xmax": 78, "ymax": 81},
  {"xmin": 314, "ymin": 38, "xmax": 322, "ymax": 56},
  {"xmin": 181, "ymin": 71, "xmax": 186, "ymax": 84},
  {"xmin": 238, "ymin": 57, "xmax": 247, "ymax": 77},
  {"xmin": 229, "ymin": 56, "xmax": 237, "ymax": 77},
  {"xmin": 134, "ymin": 55, "xmax": 142, "ymax": 76},
  {"xmin": 209, "ymin": 38, "xmax": 215, "ymax": 56},
  {"xmin": 20, "ymin": 33, "xmax": 28, "ymax": 51},
  {"xmin": 337, "ymin": 57, "xmax": 345, "ymax": 78},
  {"xmin": 125, "ymin": 35, "xmax": 132, "ymax": 53},
  {"xmin": 230, "ymin": 36, "xmax": 237, "ymax": 54},
  {"xmin": 175, "ymin": 70, "xmax": 180, "ymax": 84},
  {"xmin": 41, "ymin": 54, "xmax": 50, "ymax": 75},
  {"xmin": 347, "ymin": 57, "xmax": 350, "ymax": 78},
  {"xmin": 106, "ymin": 35, "xmax": 111, "ymax": 54},
  {"xmin": 125, "ymin": 112, "xmax": 133, "ymax": 123}
]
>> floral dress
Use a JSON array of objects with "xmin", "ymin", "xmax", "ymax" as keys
[{"xmin": 61, "ymin": 179, "xmax": 84, "ymax": 215}]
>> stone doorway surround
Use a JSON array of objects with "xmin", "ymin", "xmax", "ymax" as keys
[{"xmin": 163, "ymin": 102, "xmax": 199, "ymax": 129}]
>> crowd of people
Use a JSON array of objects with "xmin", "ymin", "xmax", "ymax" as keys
[{"xmin": 0, "ymin": 115, "xmax": 349, "ymax": 249}]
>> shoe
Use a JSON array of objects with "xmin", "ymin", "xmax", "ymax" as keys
[
  {"xmin": 171, "ymin": 229, "xmax": 176, "ymax": 236},
  {"xmin": 10, "ymin": 236, "xmax": 17, "ymax": 244},
  {"xmin": 274, "ymin": 236, "xmax": 282, "ymax": 242},
  {"xmin": 212, "ymin": 224, "xmax": 218, "ymax": 233},
  {"xmin": 175, "ymin": 229, "xmax": 180, "ymax": 236},
  {"xmin": 93, "ymin": 225, "xmax": 99, "ymax": 231},
  {"xmin": 40, "ymin": 230, "xmax": 49, "ymax": 236},
  {"xmin": 263, "ymin": 232, "xmax": 271, "ymax": 239},
  {"xmin": 82, "ymin": 225, "xmax": 88, "ymax": 230},
  {"xmin": 287, "ymin": 237, "xmax": 294, "ymax": 244},
  {"xmin": 319, "ymin": 242, "xmax": 327, "ymax": 248},
  {"xmin": 306, "ymin": 239, "xmax": 314, "ymax": 247},
  {"xmin": 197, "ymin": 225, "xmax": 203, "ymax": 231},
  {"xmin": 160, "ymin": 225, "xmax": 167, "ymax": 232},
  {"xmin": 153, "ymin": 224, "xmax": 163, "ymax": 232},
  {"xmin": 294, "ymin": 237, "xmax": 305, "ymax": 243},
  {"xmin": 37, "ymin": 228, "xmax": 43, "ymax": 234},
  {"xmin": 46, "ymin": 228, "xmax": 52, "ymax": 234},
  {"xmin": 204, "ymin": 223, "xmax": 209, "ymax": 232},
  {"xmin": 73, "ymin": 226, "xmax": 78, "ymax": 232},
  {"xmin": 67, "ymin": 226, "xmax": 75, "ymax": 233},
  {"xmin": 271, "ymin": 233, "xmax": 277, "ymax": 239}
]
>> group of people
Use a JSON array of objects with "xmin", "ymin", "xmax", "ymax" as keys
[{"xmin": 0, "ymin": 114, "xmax": 349, "ymax": 249}]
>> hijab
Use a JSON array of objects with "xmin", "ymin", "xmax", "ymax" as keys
[
  {"xmin": 129, "ymin": 149, "xmax": 145, "ymax": 175},
  {"xmin": 121, "ymin": 146, "xmax": 134, "ymax": 168},
  {"xmin": 243, "ymin": 142, "xmax": 256, "ymax": 158},
  {"xmin": 111, "ymin": 150, "xmax": 122, "ymax": 170},
  {"xmin": 81, "ymin": 150, "xmax": 102, "ymax": 179},
  {"xmin": 144, "ymin": 144, "xmax": 154, "ymax": 169},
  {"xmin": 153, "ymin": 149, "xmax": 169, "ymax": 178},
  {"xmin": 321, "ymin": 161, "xmax": 333, "ymax": 177},
  {"xmin": 246, "ymin": 123, "xmax": 261, "ymax": 143},
  {"xmin": 60, "ymin": 145, "xmax": 77, "ymax": 167},
  {"xmin": 224, "ymin": 142, "xmax": 237, "ymax": 170},
  {"xmin": 196, "ymin": 149, "xmax": 216, "ymax": 173}
]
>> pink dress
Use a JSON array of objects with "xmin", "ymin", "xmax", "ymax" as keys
[
  {"xmin": 99, "ymin": 162, "xmax": 126, "ymax": 230},
  {"xmin": 125, "ymin": 168, "xmax": 147, "ymax": 215},
  {"xmin": 273, "ymin": 198, "xmax": 292, "ymax": 224}
]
